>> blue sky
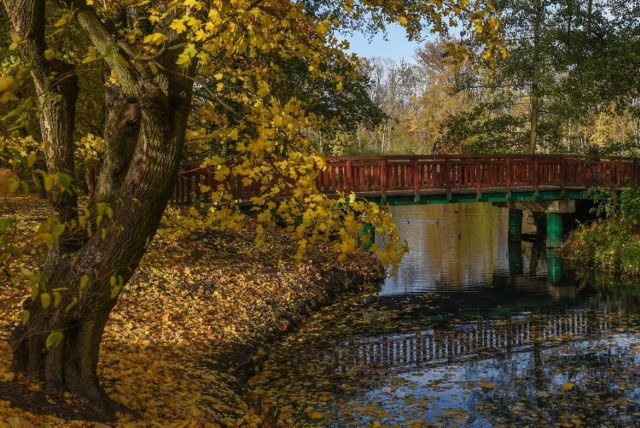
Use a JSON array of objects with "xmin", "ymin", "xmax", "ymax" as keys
[{"xmin": 341, "ymin": 23, "xmax": 421, "ymax": 63}]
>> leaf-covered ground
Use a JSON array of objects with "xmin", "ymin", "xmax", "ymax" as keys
[{"xmin": 0, "ymin": 194, "xmax": 385, "ymax": 426}]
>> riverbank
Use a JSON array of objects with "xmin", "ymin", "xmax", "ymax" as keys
[
  {"xmin": 561, "ymin": 187, "xmax": 640, "ymax": 278},
  {"xmin": 0, "ymin": 195, "xmax": 385, "ymax": 426}
]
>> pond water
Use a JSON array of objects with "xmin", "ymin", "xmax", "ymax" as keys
[{"xmin": 247, "ymin": 203, "xmax": 640, "ymax": 427}]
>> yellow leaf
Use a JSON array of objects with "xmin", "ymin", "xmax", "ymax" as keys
[
  {"xmin": 27, "ymin": 153, "xmax": 37, "ymax": 167},
  {"xmin": 82, "ymin": 46, "xmax": 98, "ymax": 64},
  {"xmin": 21, "ymin": 310, "xmax": 30, "ymax": 325},
  {"xmin": 44, "ymin": 49, "xmax": 54, "ymax": 61},
  {"xmin": 148, "ymin": 61, "xmax": 158, "ymax": 75},
  {"xmin": 54, "ymin": 17, "xmax": 67, "ymax": 28},
  {"xmin": 143, "ymin": 33, "xmax": 167, "ymax": 45},
  {"xmin": 0, "ymin": 76, "xmax": 14, "ymax": 93},
  {"xmin": 306, "ymin": 410, "xmax": 325, "ymax": 419},
  {"xmin": 170, "ymin": 19, "xmax": 187, "ymax": 34},
  {"xmin": 563, "ymin": 382, "xmax": 574, "ymax": 391}
]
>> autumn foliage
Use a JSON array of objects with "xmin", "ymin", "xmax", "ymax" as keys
[
  {"xmin": 0, "ymin": 0, "xmax": 501, "ymax": 421},
  {"xmin": 0, "ymin": 195, "xmax": 385, "ymax": 425}
]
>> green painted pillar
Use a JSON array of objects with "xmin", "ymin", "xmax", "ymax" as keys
[
  {"xmin": 359, "ymin": 223, "xmax": 375, "ymax": 250},
  {"xmin": 546, "ymin": 248, "xmax": 563, "ymax": 284},
  {"xmin": 508, "ymin": 241, "xmax": 523, "ymax": 275},
  {"xmin": 546, "ymin": 213, "xmax": 563, "ymax": 248},
  {"xmin": 508, "ymin": 209, "xmax": 523, "ymax": 242}
]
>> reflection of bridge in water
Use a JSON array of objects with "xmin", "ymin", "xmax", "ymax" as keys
[{"xmin": 327, "ymin": 309, "xmax": 614, "ymax": 371}]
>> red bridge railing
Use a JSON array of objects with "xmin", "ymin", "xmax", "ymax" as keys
[{"xmin": 87, "ymin": 155, "xmax": 640, "ymax": 205}]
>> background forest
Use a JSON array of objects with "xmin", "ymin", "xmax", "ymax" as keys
[{"xmin": 318, "ymin": 0, "xmax": 640, "ymax": 157}]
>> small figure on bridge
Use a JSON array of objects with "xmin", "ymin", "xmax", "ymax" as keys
[{"xmin": 432, "ymin": 140, "xmax": 444, "ymax": 156}]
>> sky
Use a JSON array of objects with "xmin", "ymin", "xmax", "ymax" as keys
[{"xmin": 341, "ymin": 23, "xmax": 421, "ymax": 63}]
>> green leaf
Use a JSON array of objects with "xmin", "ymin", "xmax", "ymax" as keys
[
  {"xmin": 64, "ymin": 297, "xmax": 78, "ymax": 313},
  {"xmin": 8, "ymin": 179, "xmax": 20, "ymax": 193},
  {"xmin": 43, "ymin": 174, "xmax": 53, "ymax": 191},
  {"xmin": 40, "ymin": 292, "xmax": 51, "ymax": 309},
  {"xmin": 79, "ymin": 275, "xmax": 89, "ymax": 289},
  {"xmin": 45, "ymin": 331, "xmax": 63, "ymax": 349},
  {"xmin": 21, "ymin": 310, "xmax": 29, "ymax": 326},
  {"xmin": 53, "ymin": 291, "xmax": 62, "ymax": 308},
  {"xmin": 58, "ymin": 172, "xmax": 72, "ymax": 191},
  {"xmin": 111, "ymin": 285, "xmax": 122, "ymax": 299},
  {"xmin": 53, "ymin": 224, "xmax": 65, "ymax": 238}
]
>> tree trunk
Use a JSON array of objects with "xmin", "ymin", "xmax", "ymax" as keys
[
  {"xmin": 529, "ymin": 0, "xmax": 542, "ymax": 154},
  {"xmin": 4, "ymin": 0, "xmax": 194, "ymax": 420},
  {"xmin": 10, "ymin": 82, "xmax": 192, "ymax": 418}
]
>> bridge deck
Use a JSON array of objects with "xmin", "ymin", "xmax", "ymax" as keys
[{"xmin": 88, "ymin": 154, "xmax": 640, "ymax": 205}]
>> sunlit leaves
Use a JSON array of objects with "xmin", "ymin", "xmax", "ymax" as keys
[{"xmin": 142, "ymin": 33, "xmax": 167, "ymax": 45}]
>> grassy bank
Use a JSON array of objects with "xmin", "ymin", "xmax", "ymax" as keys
[{"xmin": 0, "ymin": 195, "xmax": 385, "ymax": 426}]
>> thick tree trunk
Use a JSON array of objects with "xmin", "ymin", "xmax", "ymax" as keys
[
  {"xmin": 5, "ymin": 0, "xmax": 194, "ymax": 420},
  {"xmin": 10, "ymin": 88, "xmax": 190, "ymax": 418}
]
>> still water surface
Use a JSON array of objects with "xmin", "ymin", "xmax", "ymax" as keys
[{"xmin": 248, "ymin": 203, "xmax": 640, "ymax": 427}]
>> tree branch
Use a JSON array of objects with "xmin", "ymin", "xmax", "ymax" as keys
[{"xmin": 62, "ymin": 0, "xmax": 140, "ymax": 98}]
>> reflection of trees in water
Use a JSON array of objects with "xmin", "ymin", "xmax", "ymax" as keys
[
  {"xmin": 470, "ymin": 338, "xmax": 640, "ymax": 425},
  {"xmin": 383, "ymin": 203, "xmax": 505, "ymax": 293},
  {"xmin": 588, "ymin": 283, "xmax": 640, "ymax": 315}
]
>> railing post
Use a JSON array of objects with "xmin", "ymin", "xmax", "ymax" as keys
[
  {"xmin": 533, "ymin": 156, "xmax": 539, "ymax": 190},
  {"xmin": 444, "ymin": 156, "xmax": 451, "ymax": 193},
  {"xmin": 346, "ymin": 159, "xmax": 352, "ymax": 194},
  {"xmin": 505, "ymin": 157, "xmax": 511, "ymax": 193},
  {"xmin": 475, "ymin": 157, "xmax": 481, "ymax": 195},
  {"xmin": 381, "ymin": 159, "xmax": 387, "ymax": 197},
  {"xmin": 412, "ymin": 158, "xmax": 419, "ymax": 196},
  {"xmin": 560, "ymin": 157, "xmax": 566, "ymax": 192}
]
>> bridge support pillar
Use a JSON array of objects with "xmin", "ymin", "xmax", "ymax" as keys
[
  {"xmin": 359, "ymin": 223, "xmax": 375, "ymax": 250},
  {"xmin": 546, "ymin": 212, "xmax": 563, "ymax": 248},
  {"xmin": 508, "ymin": 209, "xmax": 523, "ymax": 242},
  {"xmin": 547, "ymin": 248, "xmax": 563, "ymax": 284}
]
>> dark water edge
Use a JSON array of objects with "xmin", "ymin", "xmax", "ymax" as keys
[{"xmin": 247, "ymin": 204, "xmax": 640, "ymax": 427}]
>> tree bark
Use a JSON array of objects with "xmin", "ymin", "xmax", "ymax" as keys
[
  {"xmin": 2, "ymin": 0, "xmax": 79, "ymax": 227},
  {"xmin": 5, "ymin": 0, "xmax": 195, "ymax": 420}
]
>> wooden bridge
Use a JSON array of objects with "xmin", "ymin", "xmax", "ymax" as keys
[{"xmin": 165, "ymin": 154, "xmax": 640, "ymax": 205}]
